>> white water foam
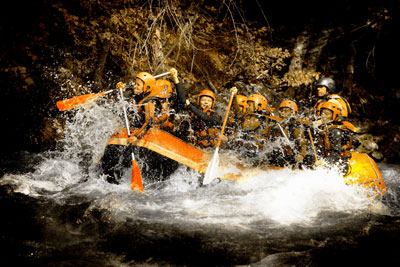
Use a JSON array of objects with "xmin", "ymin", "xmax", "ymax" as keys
[
  {"xmin": 144, "ymin": 165, "xmax": 384, "ymax": 227},
  {"xmin": 0, "ymin": 97, "xmax": 396, "ymax": 228}
]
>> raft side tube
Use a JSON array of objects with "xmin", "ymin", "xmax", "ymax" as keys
[
  {"xmin": 344, "ymin": 152, "xmax": 386, "ymax": 197},
  {"xmin": 107, "ymin": 128, "xmax": 210, "ymax": 174},
  {"xmin": 106, "ymin": 128, "xmax": 386, "ymax": 197}
]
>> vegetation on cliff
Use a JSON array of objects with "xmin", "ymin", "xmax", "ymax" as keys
[{"xmin": 1, "ymin": 0, "xmax": 399, "ymax": 162}]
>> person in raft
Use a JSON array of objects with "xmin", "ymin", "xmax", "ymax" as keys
[
  {"xmin": 116, "ymin": 72, "xmax": 175, "ymax": 141},
  {"xmin": 268, "ymin": 99, "xmax": 307, "ymax": 168},
  {"xmin": 226, "ymin": 93, "xmax": 248, "ymax": 136},
  {"xmin": 169, "ymin": 67, "xmax": 230, "ymax": 149},
  {"xmin": 312, "ymin": 77, "xmax": 352, "ymax": 130},
  {"xmin": 238, "ymin": 93, "xmax": 272, "ymax": 165},
  {"xmin": 314, "ymin": 100, "xmax": 359, "ymax": 174}
]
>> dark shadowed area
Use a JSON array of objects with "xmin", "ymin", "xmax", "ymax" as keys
[{"xmin": 1, "ymin": 0, "xmax": 400, "ymax": 266}]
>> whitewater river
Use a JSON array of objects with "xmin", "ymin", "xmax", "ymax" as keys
[{"xmin": 1, "ymin": 101, "xmax": 400, "ymax": 266}]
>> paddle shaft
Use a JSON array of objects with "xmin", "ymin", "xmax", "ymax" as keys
[
  {"xmin": 268, "ymin": 107, "xmax": 291, "ymax": 145},
  {"xmin": 268, "ymin": 109, "xmax": 295, "ymax": 161},
  {"xmin": 203, "ymin": 89, "xmax": 236, "ymax": 185},
  {"xmin": 119, "ymin": 88, "xmax": 135, "ymax": 157},
  {"xmin": 96, "ymin": 71, "xmax": 171, "ymax": 101},
  {"xmin": 122, "ymin": 71, "xmax": 171, "ymax": 90},
  {"xmin": 119, "ymin": 87, "xmax": 143, "ymax": 192},
  {"xmin": 100, "ymin": 71, "xmax": 172, "ymax": 98},
  {"xmin": 277, "ymin": 121, "xmax": 291, "ymax": 144},
  {"xmin": 307, "ymin": 128, "xmax": 318, "ymax": 162},
  {"xmin": 215, "ymin": 90, "xmax": 236, "ymax": 148},
  {"xmin": 57, "ymin": 71, "xmax": 170, "ymax": 111}
]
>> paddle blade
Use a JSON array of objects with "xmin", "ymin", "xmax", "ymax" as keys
[
  {"xmin": 203, "ymin": 149, "xmax": 220, "ymax": 185},
  {"xmin": 56, "ymin": 92, "xmax": 105, "ymax": 111},
  {"xmin": 130, "ymin": 159, "xmax": 144, "ymax": 192}
]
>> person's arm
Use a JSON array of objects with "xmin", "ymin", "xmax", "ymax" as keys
[
  {"xmin": 175, "ymin": 82, "xmax": 187, "ymax": 106},
  {"xmin": 187, "ymin": 104, "xmax": 222, "ymax": 125},
  {"xmin": 169, "ymin": 68, "xmax": 187, "ymax": 109}
]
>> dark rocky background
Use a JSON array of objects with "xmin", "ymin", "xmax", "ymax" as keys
[
  {"xmin": 1, "ymin": 0, "xmax": 400, "ymax": 162},
  {"xmin": 1, "ymin": 2, "xmax": 400, "ymax": 266}
]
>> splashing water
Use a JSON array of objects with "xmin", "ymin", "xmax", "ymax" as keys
[
  {"xmin": 0, "ymin": 98, "xmax": 397, "ymax": 230},
  {"xmin": 2, "ymin": 95, "xmax": 400, "ymax": 266}
]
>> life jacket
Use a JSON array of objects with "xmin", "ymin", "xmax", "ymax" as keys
[
  {"xmin": 317, "ymin": 123, "xmax": 354, "ymax": 160},
  {"xmin": 229, "ymin": 112, "xmax": 246, "ymax": 131},
  {"xmin": 190, "ymin": 108, "xmax": 220, "ymax": 148},
  {"xmin": 241, "ymin": 113, "xmax": 270, "ymax": 150},
  {"xmin": 314, "ymin": 94, "xmax": 351, "ymax": 120},
  {"xmin": 137, "ymin": 94, "xmax": 173, "ymax": 131},
  {"xmin": 242, "ymin": 113, "xmax": 269, "ymax": 133},
  {"xmin": 269, "ymin": 117, "xmax": 307, "ymax": 157}
]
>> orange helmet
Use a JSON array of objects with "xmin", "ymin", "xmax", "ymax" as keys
[
  {"xmin": 197, "ymin": 89, "xmax": 216, "ymax": 108},
  {"xmin": 247, "ymin": 94, "xmax": 268, "ymax": 112},
  {"xmin": 279, "ymin": 99, "xmax": 298, "ymax": 115},
  {"xmin": 136, "ymin": 72, "xmax": 155, "ymax": 94},
  {"xmin": 316, "ymin": 101, "xmax": 341, "ymax": 121},
  {"xmin": 150, "ymin": 79, "xmax": 173, "ymax": 98},
  {"xmin": 235, "ymin": 94, "xmax": 248, "ymax": 113}
]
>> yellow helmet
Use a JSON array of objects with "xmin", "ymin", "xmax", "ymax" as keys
[
  {"xmin": 235, "ymin": 94, "xmax": 248, "ymax": 113},
  {"xmin": 197, "ymin": 89, "xmax": 216, "ymax": 108},
  {"xmin": 136, "ymin": 72, "xmax": 155, "ymax": 94},
  {"xmin": 150, "ymin": 79, "xmax": 173, "ymax": 98},
  {"xmin": 247, "ymin": 94, "xmax": 268, "ymax": 112},
  {"xmin": 316, "ymin": 101, "xmax": 341, "ymax": 121},
  {"xmin": 279, "ymin": 99, "xmax": 298, "ymax": 115}
]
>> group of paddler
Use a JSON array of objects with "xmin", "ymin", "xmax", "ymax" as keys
[
  {"xmin": 112, "ymin": 68, "xmax": 358, "ymax": 178},
  {"xmin": 56, "ymin": 70, "xmax": 387, "ymax": 195}
]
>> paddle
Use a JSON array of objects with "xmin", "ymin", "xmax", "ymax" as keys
[
  {"xmin": 56, "ymin": 71, "xmax": 171, "ymax": 111},
  {"xmin": 268, "ymin": 109, "xmax": 302, "ymax": 169},
  {"xmin": 307, "ymin": 128, "xmax": 318, "ymax": 164},
  {"xmin": 56, "ymin": 90, "xmax": 112, "ymax": 111},
  {"xmin": 267, "ymin": 107, "xmax": 291, "ymax": 144},
  {"xmin": 118, "ymin": 87, "xmax": 144, "ymax": 192},
  {"xmin": 203, "ymin": 88, "xmax": 237, "ymax": 185}
]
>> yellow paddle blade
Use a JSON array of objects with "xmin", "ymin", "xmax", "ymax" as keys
[
  {"xmin": 130, "ymin": 159, "xmax": 144, "ymax": 192},
  {"xmin": 56, "ymin": 92, "xmax": 105, "ymax": 111}
]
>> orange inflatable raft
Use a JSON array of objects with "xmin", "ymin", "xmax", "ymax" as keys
[{"xmin": 106, "ymin": 128, "xmax": 386, "ymax": 197}]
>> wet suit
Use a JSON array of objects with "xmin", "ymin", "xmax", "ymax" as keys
[{"xmin": 174, "ymin": 82, "xmax": 222, "ymax": 148}]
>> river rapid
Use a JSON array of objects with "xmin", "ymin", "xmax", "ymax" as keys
[{"xmin": 1, "ymin": 100, "xmax": 400, "ymax": 266}]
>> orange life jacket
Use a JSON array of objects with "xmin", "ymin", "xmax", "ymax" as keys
[
  {"xmin": 190, "ymin": 108, "xmax": 220, "ymax": 148},
  {"xmin": 241, "ymin": 113, "xmax": 271, "ymax": 150},
  {"xmin": 242, "ymin": 114, "xmax": 270, "ymax": 134},
  {"xmin": 137, "ymin": 95, "xmax": 173, "ymax": 131}
]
